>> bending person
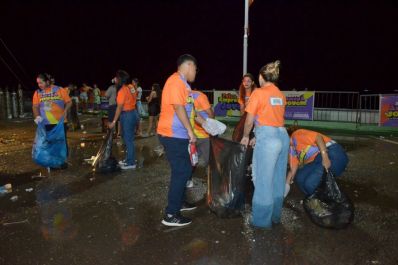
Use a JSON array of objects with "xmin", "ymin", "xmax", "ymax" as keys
[{"xmin": 286, "ymin": 128, "xmax": 349, "ymax": 196}]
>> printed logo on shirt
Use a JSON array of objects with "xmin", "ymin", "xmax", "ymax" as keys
[{"xmin": 270, "ymin": 97, "xmax": 283, "ymax": 106}]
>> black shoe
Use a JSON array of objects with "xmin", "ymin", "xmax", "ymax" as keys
[
  {"xmin": 180, "ymin": 202, "xmax": 197, "ymax": 212},
  {"xmin": 161, "ymin": 214, "xmax": 192, "ymax": 227}
]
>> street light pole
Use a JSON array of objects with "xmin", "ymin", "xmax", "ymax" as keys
[{"xmin": 243, "ymin": 0, "xmax": 249, "ymax": 75}]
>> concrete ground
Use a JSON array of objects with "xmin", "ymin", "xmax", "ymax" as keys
[{"xmin": 0, "ymin": 115, "xmax": 397, "ymax": 265}]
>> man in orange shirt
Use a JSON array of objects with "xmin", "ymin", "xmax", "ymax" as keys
[
  {"xmin": 157, "ymin": 54, "xmax": 198, "ymax": 227},
  {"xmin": 32, "ymin": 73, "xmax": 72, "ymax": 168},
  {"xmin": 286, "ymin": 129, "xmax": 349, "ymax": 196},
  {"xmin": 108, "ymin": 70, "xmax": 138, "ymax": 170}
]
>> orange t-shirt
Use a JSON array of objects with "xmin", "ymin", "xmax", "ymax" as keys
[
  {"xmin": 157, "ymin": 72, "xmax": 194, "ymax": 139},
  {"xmin": 289, "ymin": 129, "xmax": 332, "ymax": 167},
  {"xmin": 190, "ymin": 90, "xmax": 212, "ymax": 138},
  {"xmin": 245, "ymin": 84, "xmax": 285, "ymax": 127},
  {"xmin": 32, "ymin": 86, "xmax": 71, "ymax": 125},
  {"xmin": 116, "ymin": 84, "xmax": 137, "ymax": 111}
]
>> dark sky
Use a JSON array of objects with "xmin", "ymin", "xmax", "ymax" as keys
[{"xmin": 1, "ymin": 0, "xmax": 397, "ymax": 92}]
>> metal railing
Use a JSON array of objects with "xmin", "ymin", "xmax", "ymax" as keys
[{"xmin": 313, "ymin": 91, "xmax": 360, "ymax": 123}]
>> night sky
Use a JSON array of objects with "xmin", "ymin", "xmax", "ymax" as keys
[{"xmin": 1, "ymin": 0, "xmax": 397, "ymax": 92}]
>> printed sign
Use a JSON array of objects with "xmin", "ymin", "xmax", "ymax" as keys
[
  {"xmin": 379, "ymin": 95, "xmax": 398, "ymax": 127},
  {"xmin": 214, "ymin": 91, "xmax": 241, "ymax": 117},
  {"xmin": 284, "ymin": 91, "xmax": 315, "ymax": 120}
]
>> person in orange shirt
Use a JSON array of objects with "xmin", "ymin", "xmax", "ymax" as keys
[
  {"xmin": 157, "ymin": 54, "xmax": 198, "ymax": 227},
  {"xmin": 32, "ymin": 73, "xmax": 72, "ymax": 168},
  {"xmin": 238, "ymin": 73, "xmax": 256, "ymax": 114},
  {"xmin": 286, "ymin": 128, "xmax": 349, "ymax": 196},
  {"xmin": 240, "ymin": 60, "xmax": 289, "ymax": 229},
  {"xmin": 185, "ymin": 89, "xmax": 214, "ymax": 188},
  {"xmin": 108, "ymin": 70, "xmax": 138, "ymax": 170}
]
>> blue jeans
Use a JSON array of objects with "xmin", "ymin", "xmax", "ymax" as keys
[
  {"xmin": 252, "ymin": 126, "xmax": 289, "ymax": 228},
  {"xmin": 295, "ymin": 143, "xmax": 349, "ymax": 196},
  {"xmin": 159, "ymin": 135, "xmax": 193, "ymax": 215},
  {"xmin": 120, "ymin": 110, "xmax": 137, "ymax": 166}
]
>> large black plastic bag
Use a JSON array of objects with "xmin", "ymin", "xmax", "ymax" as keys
[
  {"xmin": 92, "ymin": 129, "xmax": 119, "ymax": 173},
  {"xmin": 32, "ymin": 121, "xmax": 67, "ymax": 168},
  {"xmin": 303, "ymin": 170, "xmax": 354, "ymax": 229},
  {"xmin": 208, "ymin": 137, "xmax": 249, "ymax": 218}
]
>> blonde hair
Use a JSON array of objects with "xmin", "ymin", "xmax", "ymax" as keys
[{"xmin": 259, "ymin": 60, "xmax": 281, "ymax": 83}]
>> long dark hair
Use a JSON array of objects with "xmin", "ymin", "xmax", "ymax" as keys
[
  {"xmin": 37, "ymin": 73, "xmax": 54, "ymax": 84},
  {"xmin": 115, "ymin": 70, "xmax": 130, "ymax": 90},
  {"xmin": 152, "ymin": 83, "xmax": 161, "ymax": 101}
]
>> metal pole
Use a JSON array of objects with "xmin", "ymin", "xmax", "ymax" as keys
[{"xmin": 243, "ymin": 0, "xmax": 249, "ymax": 75}]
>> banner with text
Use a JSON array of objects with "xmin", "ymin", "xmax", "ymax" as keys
[
  {"xmin": 214, "ymin": 91, "xmax": 241, "ymax": 117},
  {"xmin": 379, "ymin": 95, "xmax": 398, "ymax": 127},
  {"xmin": 284, "ymin": 91, "xmax": 315, "ymax": 120}
]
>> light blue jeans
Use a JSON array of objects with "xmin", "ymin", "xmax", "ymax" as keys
[{"xmin": 252, "ymin": 126, "xmax": 289, "ymax": 228}]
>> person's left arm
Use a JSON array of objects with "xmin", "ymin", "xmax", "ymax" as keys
[{"xmin": 315, "ymin": 134, "xmax": 331, "ymax": 170}]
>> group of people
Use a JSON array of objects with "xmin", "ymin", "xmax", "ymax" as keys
[
  {"xmin": 31, "ymin": 54, "xmax": 349, "ymax": 229},
  {"xmin": 66, "ymin": 83, "xmax": 102, "ymax": 113}
]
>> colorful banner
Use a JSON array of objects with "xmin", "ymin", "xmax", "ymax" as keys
[
  {"xmin": 379, "ymin": 95, "xmax": 398, "ymax": 127},
  {"xmin": 284, "ymin": 91, "xmax": 315, "ymax": 120},
  {"xmin": 214, "ymin": 91, "xmax": 241, "ymax": 117}
]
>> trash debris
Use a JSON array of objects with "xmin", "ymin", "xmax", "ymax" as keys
[
  {"xmin": 389, "ymin": 162, "xmax": 395, "ymax": 165},
  {"xmin": 10, "ymin": 195, "xmax": 18, "ymax": 202},
  {"xmin": 0, "ymin": 183, "xmax": 12, "ymax": 195},
  {"xmin": 25, "ymin": 188, "xmax": 34, "ymax": 192},
  {"xmin": 154, "ymin": 145, "xmax": 164, "ymax": 157},
  {"xmin": 303, "ymin": 170, "xmax": 354, "ymax": 229},
  {"xmin": 80, "ymin": 142, "xmax": 85, "ymax": 147},
  {"xmin": 3, "ymin": 219, "xmax": 29, "ymax": 226},
  {"xmin": 32, "ymin": 172, "xmax": 46, "ymax": 179}
]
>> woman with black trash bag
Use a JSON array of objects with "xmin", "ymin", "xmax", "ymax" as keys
[
  {"xmin": 286, "ymin": 128, "xmax": 349, "ymax": 196},
  {"xmin": 240, "ymin": 60, "xmax": 289, "ymax": 229}
]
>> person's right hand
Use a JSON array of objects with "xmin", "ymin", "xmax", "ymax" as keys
[
  {"xmin": 240, "ymin": 136, "xmax": 249, "ymax": 147},
  {"xmin": 108, "ymin": 121, "xmax": 115, "ymax": 129},
  {"xmin": 188, "ymin": 130, "xmax": 197, "ymax": 143},
  {"xmin": 34, "ymin": 116, "xmax": 43, "ymax": 125}
]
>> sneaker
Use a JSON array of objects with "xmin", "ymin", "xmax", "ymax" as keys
[
  {"xmin": 180, "ymin": 202, "xmax": 197, "ymax": 212},
  {"xmin": 118, "ymin": 160, "xmax": 127, "ymax": 166},
  {"xmin": 161, "ymin": 214, "xmax": 192, "ymax": 227},
  {"xmin": 120, "ymin": 164, "xmax": 137, "ymax": 170},
  {"xmin": 186, "ymin": 180, "xmax": 194, "ymax": 188}
]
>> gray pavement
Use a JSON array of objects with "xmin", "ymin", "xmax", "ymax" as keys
[{"xmin": 0, "ymin": 116, "xmax": 397, "ymax": 265}]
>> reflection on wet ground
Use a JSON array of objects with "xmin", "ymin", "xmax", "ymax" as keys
[{"xmin": 0, "ymin": 118, "xmax": 398, "ymax": 264}]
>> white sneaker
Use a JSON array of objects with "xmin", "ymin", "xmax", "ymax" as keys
[
  {"xmin": 118, "ymin": 160, "xmax": 127, "ymax": 166},
  {"xmin": 186, "ymin": 180, "xmax": 193, "ymax": 188},
  {"xmin": 120, "ymin": 164, "xmax": 136, "ymax": 170}
]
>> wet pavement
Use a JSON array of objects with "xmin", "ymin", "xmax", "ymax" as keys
[{"xmin": 1, "ymin": 116, "xmax": 398, "ymax": 265}]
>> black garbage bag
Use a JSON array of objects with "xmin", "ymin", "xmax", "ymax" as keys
[
  {"xmin": 208, "ymin": 137, "xmax": 250, "ymax": 218},
  {"xmin": 232, "ymin": 113, "xmax": 255, "ymax": 142},
  {"xmin": 92, "ymin": 129, "xmax": 119, "ymax": 173},
  {"xmin": 303, "ymin": 170, "xmax": 354, "ymax": 229}
]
